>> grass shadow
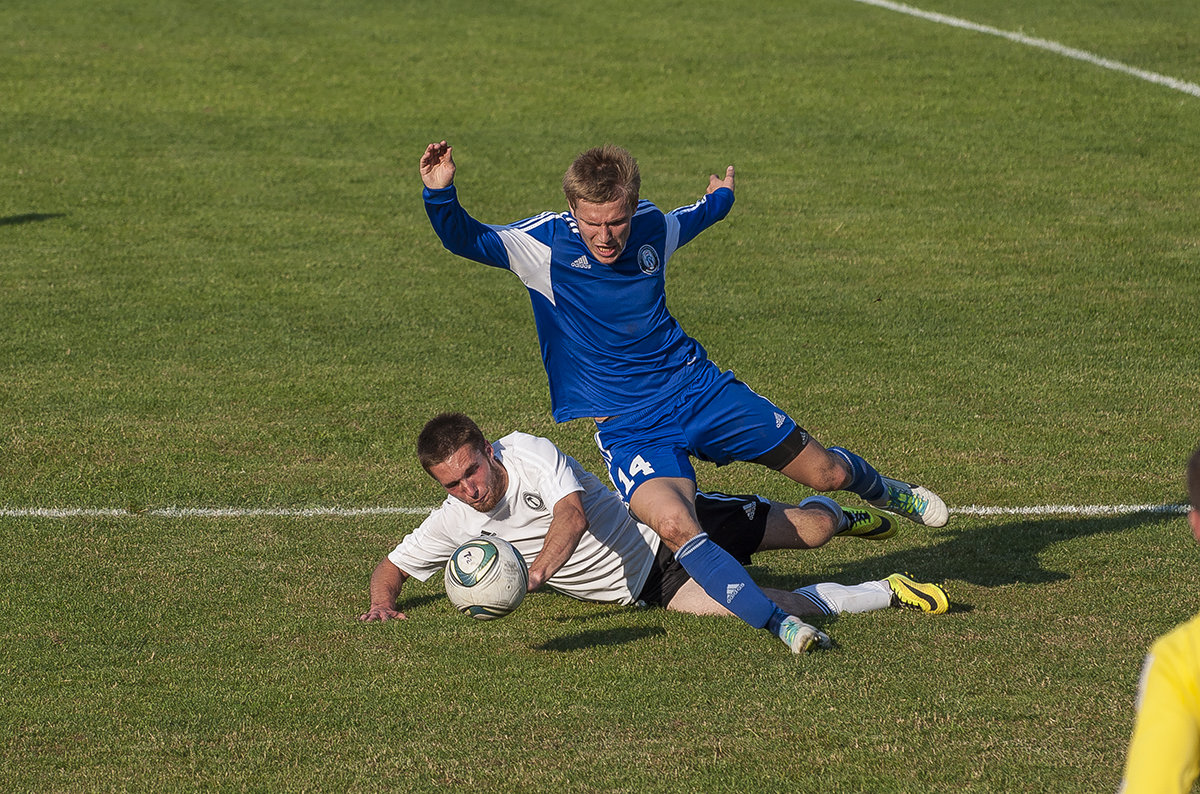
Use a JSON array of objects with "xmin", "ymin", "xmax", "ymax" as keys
[
  {"xmin": 761, "ymin": 509, "xmax": 1183, "ymax": 593},
  {"xmin": 534, "ymin": 626, "xmax": 666, "ymax": 652},
  {"xmin": 397, "ymin": 593, "xmax": 443, "ymax": 612}
]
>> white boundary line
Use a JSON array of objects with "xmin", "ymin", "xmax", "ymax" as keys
[
  {"xmin": 849, "ymin": 0, "xmax": 1200, "ymax": 98},
  {"xmin": 954, "ymin": 504, "xmax": 1187, "ymax": 517},
  {"xmin": 0, "ymin": 504, "xmax": 1186, "ymax": 519},
  {"xmin": 0, "ymin": 506, "xmax": 433, "ymax": 519}
]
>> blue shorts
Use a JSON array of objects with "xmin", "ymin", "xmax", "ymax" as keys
[{"xmin": 593, "ymin": 363, "xmax": 810, "ymax": 501}]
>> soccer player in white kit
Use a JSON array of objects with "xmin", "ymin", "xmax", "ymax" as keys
[{"xmin": 359, "ymin": 414, "xmax": 949, "ymax": 626}]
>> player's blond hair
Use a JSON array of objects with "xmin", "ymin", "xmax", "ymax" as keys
[
  {"xmin": 562, "ymin": 145, "xmax": 641, "ymax": 212},
  {"xmin": 417, "ymin": 413, "xmax": 489, "ymax": 473}
]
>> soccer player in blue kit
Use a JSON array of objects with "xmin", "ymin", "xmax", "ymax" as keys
[{"xmin": 420, "ymin": 140, "xmax": 949, "ymax": 653}]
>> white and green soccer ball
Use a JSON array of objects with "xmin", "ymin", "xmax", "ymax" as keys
[{"xmin": 444, "ymin": 536, "xmax": 529, "ymax": 621}]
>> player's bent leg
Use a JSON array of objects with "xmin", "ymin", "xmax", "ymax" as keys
[
  {"xmin": 776, "ymin": 440, "xmax": 853, "ymax": 493},
  {"xmin": 757, "ymin": 496, "xmax": 843, "ymax": 550},
  {"xmin": 820, "ymin": 445, "xmax": 949, "ymax": 529},
  {"xmin": 664, "ymin": 579, "xmax": 732, "ymax": 616},
  {"xmin": 632, "ymin": 478, "xmax": 785, "ymax": 632},
  {"xmin": 793, "ymin": 581, "xmax": 893, "ymax": 614},
  {"xmin": 763, "ymin": 586, "xmax": 837, "ymax": 617},
  {"xmin": 665, "ymin": 581, "xmax": 830, "ymax": 653},
  {"xmin": 758, "ymin": 497, "xmax": 898, "ymax": 550},
  {"xmin": 627, "ymin": 477, "xmax": 702, "ymax": 552}
]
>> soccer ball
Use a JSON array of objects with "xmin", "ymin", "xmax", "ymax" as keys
[{"xmin": 444, "ymin": 536, "xmax": 529, "ymax": 621}]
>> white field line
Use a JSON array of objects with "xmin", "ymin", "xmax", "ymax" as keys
[
  {"xmin": 848, "ymin": 0, "xmax": 1200, "ymax": 98},
  {"xmin": 0, "ymin": 506, "xmax": 433, "ymax": 519},
  {"xmin": 0, "ymin": 504, "xmax": 1186, "ymax": 519},
  {"xmin": 954, "ymin": 504, "xmax": 1187, "ymax": 517}
]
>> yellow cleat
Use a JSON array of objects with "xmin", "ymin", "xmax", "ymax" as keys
[
  {"xmin": 836, "ymin": 506, "xmax": 899, "ymax": 540},
  {"xmin": 886, "ymin": 573, "xmax": 950, "ymax": 615}
]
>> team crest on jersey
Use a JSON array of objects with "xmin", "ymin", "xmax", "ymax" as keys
[
  {"xmin": 637, "ymin": 245, "xmax": 660, "ymax": 275},
  {"xmin": 523, "ymin": 492, "xmax": 546, "ymax": 511}
]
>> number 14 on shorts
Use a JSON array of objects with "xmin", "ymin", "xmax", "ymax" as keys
[{"xmin": 616, "ymin": 455, "xmax": 655, "ymax": 495}]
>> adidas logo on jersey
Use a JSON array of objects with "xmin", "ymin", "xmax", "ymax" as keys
[
  {"xmin": 726, "ymin": 583, "xmax": 744, "ymax": 604},
  {"xmin": 774, "ymin": 412, "xmax": 786, "ymax": 428},
  {"xmin": 569, "ymin": 255, "xmax": 591, "ymax": 269}
]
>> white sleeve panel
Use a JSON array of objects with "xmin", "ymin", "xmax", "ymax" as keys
[
  {"xmin": 495, "ymin": 227, "xmax": 554, "ymax": 305},
  {"xmin": 663, "ymin": 211, "xmax": 682, "ymax": 264}
]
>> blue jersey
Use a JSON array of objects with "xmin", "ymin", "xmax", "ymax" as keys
[{"xmin": 424, "ymin": 184, "xmax": 735, "ymax": 422}]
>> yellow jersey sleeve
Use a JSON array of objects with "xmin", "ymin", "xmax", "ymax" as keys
[{"xmin": 1120, "ymin": 613, "xmax": 1200, "ymax": 794}]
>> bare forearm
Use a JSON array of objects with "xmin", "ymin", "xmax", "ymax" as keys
[
  {"xmin": 359, "ymin": 557, "xmax": 409, "ymax": 621},
  {"xmin": 527, "ymin": 493, "xmax": 588, "ymax": 591}
]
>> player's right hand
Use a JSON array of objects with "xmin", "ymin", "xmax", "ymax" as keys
[
  {"xmin": 420, "ymin": 141, "xmax": 456, "ymax": 189},
  {"xmin": 706, "ymin": 165, "xmax": 734, "ymax": 195},
  {"xmin": 357, "ymin": 606, "xmax": 408, "ymax": 622}
]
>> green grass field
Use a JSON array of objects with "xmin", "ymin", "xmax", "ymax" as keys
[{"xmin": 3, "ymin": 0, "xmax": 1198, "ymax": 790}]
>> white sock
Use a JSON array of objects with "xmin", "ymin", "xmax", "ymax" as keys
[{"xmin": 793, "ymin": 580, "xmax": 892, "ymax": 614}]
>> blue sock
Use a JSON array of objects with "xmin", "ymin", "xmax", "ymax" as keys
[
  {"xmin": 675, "ymin": 533, "xmax": 785, "ymax": 631},
  {"xmin": 828, "ymin": 447, "xmax": 886, "ymax": 502}
]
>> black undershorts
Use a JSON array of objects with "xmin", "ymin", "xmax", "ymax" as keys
[{"xmin": 635, "ymin": 491, "xmax": 770, "ymax": 607}]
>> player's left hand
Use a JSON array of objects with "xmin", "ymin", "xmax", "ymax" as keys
[{"xmin": 706, "ymin": 165, "xmax": 734, "ymax": 195}]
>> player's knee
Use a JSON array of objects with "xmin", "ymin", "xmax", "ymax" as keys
[
  {"xmin": 804, "ymin": 508, "xmax": 840, "ymax": 547},
  {"xmin": 651, "ymin": 511, "xmax": 701, "ymax": 552}
]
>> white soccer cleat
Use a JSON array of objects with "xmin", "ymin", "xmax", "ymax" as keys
[
  {"xmin": 869, "ymin": 477, "xmax": 949, "ymax": 528},
  {"xmin": 777, "ymin": 615, "xmax": 832, "ymax": 654}
]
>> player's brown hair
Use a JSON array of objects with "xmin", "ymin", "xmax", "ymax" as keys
[
  {"xmin": 417, "ymin": 413, "xmax": 489, "ymax": 473},
  {"xmin": 562, "ymin": 145, "xmax": 641, "ymax": 212}
]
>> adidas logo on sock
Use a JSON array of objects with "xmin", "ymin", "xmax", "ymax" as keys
[{"xmin": 726, "ymin": 583, "xmax": 744, "ymax": 604}]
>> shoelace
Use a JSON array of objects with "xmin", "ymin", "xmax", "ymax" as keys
[{"xmin": 888, "ymin": 488, "xmax": 927, "ymax": 514}]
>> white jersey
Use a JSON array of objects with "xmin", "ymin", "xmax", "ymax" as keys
[{"xmin": 388, "ymin": 432, "xmax": 661, "ymax": 605}]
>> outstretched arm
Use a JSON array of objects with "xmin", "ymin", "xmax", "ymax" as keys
[
  {"xmin": 421, "ymin": 141, "xmax": 513, "ymax": 268},
  {"xmin": 358, "ymin": 557, "xmax": 411, "ymax": 622},
  {"xmin": 526, "ymin": 491, "xmax": 588, "ymax": 592},
  {"xmin": 666, "ymin": 165, "xmax": 736, "ymax": 252},
  {"xmin": 420, "ymin": 140, "xmax": 456, "ymax": 190}
]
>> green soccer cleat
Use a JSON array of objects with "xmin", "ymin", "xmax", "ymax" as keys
[
  {"xmin": 869, "ymin": 477, "xmax": 949, "ymax": 528},
  {"xmin": 836, "ymin": 506, "xmax": 899, "ymax": 540},
  {"xmin": 777, "ymin": 615, "xmax": 833, "ymax": 654},
  {"xmin": 886, "ymin": 573, "xmax": 950, "ymax": 615}
]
